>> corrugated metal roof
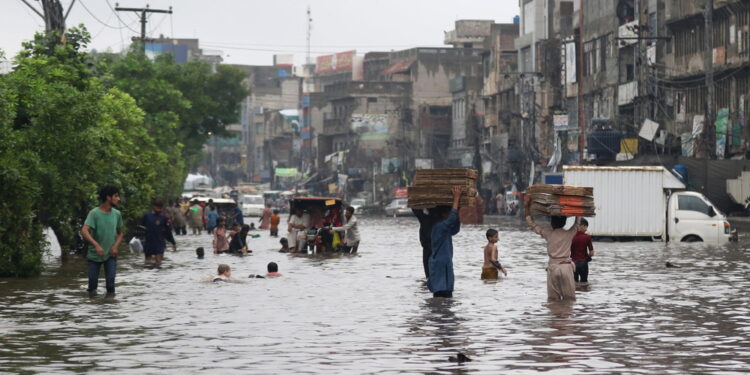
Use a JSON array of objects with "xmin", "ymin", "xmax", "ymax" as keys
[{"xmin": 380, "ymin": 58, "xmax": 416, "ymax": 75}]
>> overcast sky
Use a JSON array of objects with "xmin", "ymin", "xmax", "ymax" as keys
[{"xmin": 2, "ymin": 0, "xmax": 520, "ymax": 66}]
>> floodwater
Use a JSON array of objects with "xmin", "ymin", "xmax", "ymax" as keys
[{"xmin": 1, "ymin": 216, "xmax": 750, "ymax": 374}]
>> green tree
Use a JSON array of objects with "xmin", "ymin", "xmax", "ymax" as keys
[{"xmin": 0, "ymin": 55, "xmax": 46, "ymax": 276}]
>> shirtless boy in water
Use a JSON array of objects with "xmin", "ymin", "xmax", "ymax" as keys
[{"xmin": 482, "ymin": 228, "xmax": 507, "ymax": 279}]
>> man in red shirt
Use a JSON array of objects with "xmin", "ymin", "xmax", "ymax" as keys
[{"xmin": 570, "ymin": 218, "xmax": 595, "ymax": 282}]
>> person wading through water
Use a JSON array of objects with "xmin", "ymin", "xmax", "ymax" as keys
[
  {"xmin": 523, "ymin": 195, "xmax": 581, "ymax": 301},
  {"xmin": 427, "ymin": 186, "xmax": 463, "ymax": 298}
]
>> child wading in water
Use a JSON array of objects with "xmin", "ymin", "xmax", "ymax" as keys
[
  {"xmin": 270, "ymin": 209, "xmax": 281, "ymax": 237},
  {"xmin": 482, "ymin": 228, "xmax": 507, "ymax": 279},
  {"xmin": 213, "ymin": 217, "xmax": 229, "ymax": 254},
  {"xmin": 213, "ymin": 264, "xmax": 231, "ymax": 282}
]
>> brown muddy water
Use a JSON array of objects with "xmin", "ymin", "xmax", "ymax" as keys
[{"xmin": 1, "ymin": 216, "xmax": 749, "ymax": 374}]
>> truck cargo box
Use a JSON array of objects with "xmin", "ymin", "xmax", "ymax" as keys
[{"xmin": 563, "ymin": 166, "xmax": 684, "ymax": 238}]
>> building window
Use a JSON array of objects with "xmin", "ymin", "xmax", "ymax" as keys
[
  {"xmin": 739, "ymin": 8, "xmax": 750, "ymax": 55},
  {"xmin": 584, "ymin": 35, "xmax": 607, "ymax": 77},
  {"xmin": 674, "ymin": 22, "xmax": 705, "ymax": 57},
  {"xmin": 367, "ymin": 97, "xmax": 378, "ymax": 103}
]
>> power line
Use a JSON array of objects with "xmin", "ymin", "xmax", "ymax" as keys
[
  {"xmin": 78, "ymin": 0, "xmax": 129, "ymax": 30},
  {"xmin": 104, "ymin": 0, "xmax": 139, "ymax": 34},
  {"xmin": 199, "ymin": 40, "xmax": 420, "ymax": 49}
]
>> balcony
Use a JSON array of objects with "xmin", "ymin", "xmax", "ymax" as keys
[{"xmin": 323, "ymin": 118, "xmax": 348, "ymax": 135}]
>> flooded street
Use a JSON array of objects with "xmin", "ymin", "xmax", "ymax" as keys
[{"xmin": 1, "ymin": 216, "xmax": 750, "ymax": 374}]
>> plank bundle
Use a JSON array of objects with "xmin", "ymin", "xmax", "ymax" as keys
[
  {"xmin": 527, "ymin": 184, "xmax": 595, "ymax": 217},
  {"xmin": 408, "ymin": 169, "xmax": 477, "ymax": 208}
]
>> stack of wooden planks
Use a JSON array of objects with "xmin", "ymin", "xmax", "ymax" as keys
[
  {"xmin": 408, "ymin": 169, "xmax": 478, "ymax": 209},
  {"xmin": 526, "ymin": 184, "xmax": 595, "ymax": 217}
]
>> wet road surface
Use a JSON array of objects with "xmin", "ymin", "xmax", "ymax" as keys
[{"xmin": 1, "ymin": 216, "xmax": 750, "ymax": 374}]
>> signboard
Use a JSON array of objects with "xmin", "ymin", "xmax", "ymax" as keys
[
  {"xmin": 415, "ymin": 158, "xmax": 433, "ymax": 170},
  {"xmin": 351, "ymin": 114, "xmax": 389, "ymax": 140},
  {"xmin": 274, "ymin": 168, "xmax": 298, "ymax": 178},
  {"xmin": 316, "ymin": 50, "xmax": 355, "ymax": 73},
  {"xmin": 716, "ymin": 108, "xmax": 729, "ymax": 158},
  {"xmin": 393, "ymin": 187, "xmax": 408, "ymax": 198},
  {"xmin": 553, "ymin": 114, "xmax": 569, "ymax": 131}
]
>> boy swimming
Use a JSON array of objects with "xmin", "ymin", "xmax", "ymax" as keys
[
  {"xmin": 482, "ymin": 228, "xmax": 507, "ymax": 279},
  {"xmin": 266, "ymin": 262, "xmax": 282, "ymax": 277},
  {"xmin": 213, "ymin": 264, "xmax": 231, "ymax": 282}
]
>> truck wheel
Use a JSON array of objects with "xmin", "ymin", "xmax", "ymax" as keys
[{"xmin": 681, "ymin": 235, "xmax": 703, "ymax": 242}]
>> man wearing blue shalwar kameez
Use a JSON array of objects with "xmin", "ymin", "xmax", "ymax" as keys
[{"xmin": 427, "ymin": 186, "xmax": 464, "ymax": 298}]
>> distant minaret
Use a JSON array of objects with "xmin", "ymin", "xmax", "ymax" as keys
[{"xmin": 306, "ymin": 5, "xmax": 313, "ymax": 64}]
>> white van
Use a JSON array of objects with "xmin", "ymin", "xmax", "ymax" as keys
[{"xmin": 241, "ymin": 195, "xmax": 265, "ymax": 217}]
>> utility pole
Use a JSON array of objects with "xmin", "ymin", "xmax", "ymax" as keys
[
  {"xmin": 115, "ymin": 4, "xmax": 173, "ymax": 53},
  {"xmin": 306, "ymin": 6, "xmax": 313, "ymax": 65},
  {"xmin": 577, "ymin": 0, "xmax": 586, "ymax": 164},
  {"xmin": 704, "ymin": 0, "xmax": 715, "ymax": 158},
  {"xmin": 19, "ymin": 0, "xmax": 74, "ymax": 35}
]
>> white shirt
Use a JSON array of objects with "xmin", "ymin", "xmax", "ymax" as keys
[
  {"xmin": 333, "ymin": 215, "xmax": 360, "ymax": 244},
  {"xmin": 288, "ymin": 213, "xmax": 309, "ymax": 232}
]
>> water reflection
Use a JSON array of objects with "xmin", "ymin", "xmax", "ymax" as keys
[{"xmin": 1, "ymin": 216, "xmax": 750, "ymax": 374}]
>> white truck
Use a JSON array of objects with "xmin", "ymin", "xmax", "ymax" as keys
[{"xmin": 563, "ymin": 166, "xmax": 734, "ymax": 243}]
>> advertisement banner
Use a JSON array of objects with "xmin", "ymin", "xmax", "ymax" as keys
[
  {"xmin": 393, "ymin": 187, "xmax": 408, "ymax": 198},
  {"xmin": 316, "ymin": 50, "xmax": 355, "ymax": 73},
  {"xmin": 553, "ymin": 114, "xmax": 569, "ymax": 132},
  {"xmin": 275, "ymin": 168, "xmax": 298, "ymax": 178},
  {"xmin": 351, "ymin": 113, "xmax": 389, "ymax": 140},
  {"xmin": 716, "ymin": 108, "xmax": 729, "ymax": 159}
]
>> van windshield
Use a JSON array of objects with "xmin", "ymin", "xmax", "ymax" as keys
[{"xmin": 244, "ymin": 196, "xmax": 264, "ymax": 205}]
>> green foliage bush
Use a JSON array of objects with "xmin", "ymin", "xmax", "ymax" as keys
[{"xmin": 0, "ymin": 26, "xmax": 247, "ymax": 276}]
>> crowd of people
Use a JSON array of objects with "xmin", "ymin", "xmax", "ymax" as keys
[
  {"xmin": 415, "ymin": 186, "xmax": 595, "ymax": 300},
  {"xmin": 81, "ymin": 184, "xmax": 593, "ymax": 300},
  {"xmin": 81, "ymin": 185, "xmax": 362, "ymax": 296}
]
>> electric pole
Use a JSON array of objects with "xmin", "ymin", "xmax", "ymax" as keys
[
  {"xmin": 577, "ymin": 0, "xmax": 586, "ymax": 164},
  {"xmin": 306, "ymin": 5, "xmax": 313, "ymax": 65},
  {"xmin": 114, "ymin": 3, "xmax": 173, "ymax": 53},
  {"xmin": 19, "ymin": 0, "xmax": 75, "ymax": 35},
  {"xmin": 704, "ymin": 0, "xmax": 715, "ymax": 158}
]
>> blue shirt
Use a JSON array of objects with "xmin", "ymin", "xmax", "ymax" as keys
[
  {"xmin": 207, "ymin": 210, "xmax": 219, "ymax": 228},
  {"xmin": 232, "ymin": 208, "xmax": 244, "ymax": 226},
  {"xmin": 140, "ymin": 211, "xmax": 176, "ymax": 252},
  {"xmin": 427, "ymin": 209, "xmax": 460, "ymax": 293}
]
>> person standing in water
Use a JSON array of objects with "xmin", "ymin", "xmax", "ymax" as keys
[
  {"xmin": 523, "ymin": 195, "xmax": 581, "ymax": 301},
  {"xmin": 139, "ymin": 198, "xmax": 177, "ymax": 266},
  {"xmin": 270, "ymin": 209, "xmax": 281, "ymax": 237},
  {"xmin": 259, "ymin": 204, "xmax": 272, "ymax": 230},
  {"xmin": 81, "ymin": 185, "xmax": 125, "ymax": 296},
  {"xmin": 571, "ymin": 218, "xmax": 594, "ymax": 283},
  {"xmin": 188, "ymin": 200, "xmax": 203, "ymax": 235},
  {"xmin": 206, "ymin": 204, "xmax": 219, "ymax": 235},
  {"xmin": 412, "ymin": 208, "xmax": 438, "ymax": 279},
  {"xmin": 427, "ymin": 186, "xmax": 463, "ymax": 298},
  {"xmin": 482, "ymin": 228, "xmax": 507, "ymax": 279},
  {"xmin": 328, "ymin": 206, "xmax": 360, "ymax": 253}
]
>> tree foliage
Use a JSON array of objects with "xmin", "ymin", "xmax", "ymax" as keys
[{"xmin": 0, "ymin": 27, "xmax": 247, "ymax": 276}]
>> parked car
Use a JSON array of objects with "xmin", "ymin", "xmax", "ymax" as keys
[
  {"xmin": 241, "ymin": 194, "xmax": 265, "ymax": 217},
  {"xmin": 384, "ymin": 198, "xmax": 411, "ymax": 217},
  {"xmin": 350, "ymin": 198, "xmax": 366, "ymax": 214}
]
